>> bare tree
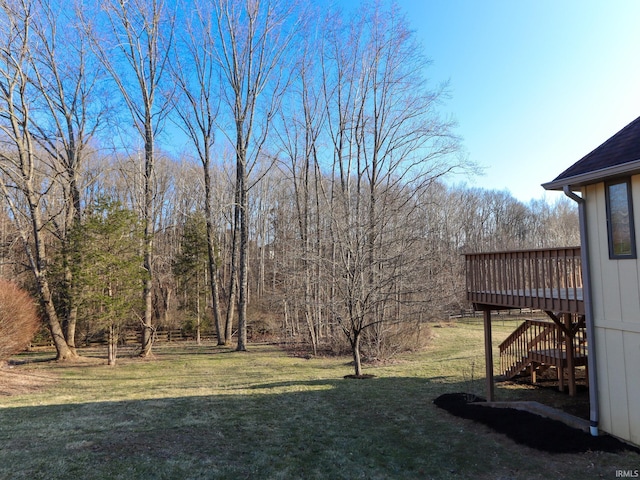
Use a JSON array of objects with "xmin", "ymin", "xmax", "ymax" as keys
[
  {"xmin": 528, "ymin": 196, "xmax": 579, "ymax": 248},
  {"xmin": 212, "ymin": 0, "xmax": 300, "ymax": 351},
  {"xmin": 170, "ymin": 0, "xmax": 226, "ymax": 344},
  {"xmin": 320, "ymin": 3, "xmax": 462, "ymax": 375},
  {"xmin": 83, "ymin": 0, "xmax": 175, "ymax": 356},
  {"xmin": 274, "ymin": 15, "xmax": 326, "ymax": 354},
  {"xmin": 26, "ymin": 0, "xmax": 107, "ymax": 355},
  {"xmin": 0, "ymin": 0, "xmax": 75, "ymax": 359}
]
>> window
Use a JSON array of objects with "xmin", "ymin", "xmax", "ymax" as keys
[{"xmin": 605, "ymin": 178, "xmax": 636, "ymax": 259}]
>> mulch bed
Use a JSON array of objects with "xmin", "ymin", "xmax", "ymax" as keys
[{"xmin": 434, "ymin": 393, "xmax": 640, "ymax": 454}]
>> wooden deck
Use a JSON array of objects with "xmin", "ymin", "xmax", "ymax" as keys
[
  {"xmin": 465, "ymin": 247, "xmax": 584, "ymax": 314},
  {"xmin": 465, "ymin": 247, "xmax": 587, "ymax": 399}
]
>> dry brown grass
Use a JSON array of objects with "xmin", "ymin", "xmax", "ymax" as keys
[
  {"xmin": 0, "ymin": 279, "xmax": 40, "ymax": 361},
  {"xmin": 0, "ymin": 367, "xmax": 57, "ymax": 396}
]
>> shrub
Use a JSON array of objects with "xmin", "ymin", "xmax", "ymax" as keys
[
  {"xmin": 0, "ymin": 279, "xmax": 40, "ymax": 361},
  {"xmin": 361, "ymin": 320, "xmax": 434, "ymax": 361}
]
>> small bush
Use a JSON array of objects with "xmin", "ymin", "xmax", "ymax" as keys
[
  {"xmin": 0, "ymin": 279, "xmax": 40, "ymax": 361},
  {"xmin": 361, "ymin": 320, "xmax": 434, "ymax": 361}
]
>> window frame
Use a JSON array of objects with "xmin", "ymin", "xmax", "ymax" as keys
[{"xmin": 605, "ymin": 177, "xmax": 637, "ymax": 259}]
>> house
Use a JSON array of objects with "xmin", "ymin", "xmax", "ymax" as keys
[
  {"xmin": 542, "ymin": 115, "xmax": 640, "ymax": 447},
  {"xmin": 466, "ymin": 115, "xmax": 640, "ymax": 447}
]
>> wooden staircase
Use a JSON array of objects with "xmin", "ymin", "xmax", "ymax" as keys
[
  {"xmin": 499, "ymin": 318, "xmax": 588, "ymax": 393},
  {"xmin": 500, "ymin": 319, "xmax": 557, "ymax": 378}
]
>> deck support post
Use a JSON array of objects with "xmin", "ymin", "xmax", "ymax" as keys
[
  {"xmin": 557, "ymin": 361, "xmax": 564, "ymax": 392},
  {"xmin": 565, "ymin": 313, "xmax": 576, "ymax": 396},
  {"xmin": 483, "ymin": 309, "xmax": 495, "ymax": 401},
  {"xmin": 545, "ymin": 310, "xmax": 579, "ymax": 395}
]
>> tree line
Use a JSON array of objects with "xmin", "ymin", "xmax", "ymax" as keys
[{"xmin": 0, "ymin": 0, "xmax": 578, "ymax": 370}]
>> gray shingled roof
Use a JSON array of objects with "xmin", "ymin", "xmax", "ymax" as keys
[{"xmin": 543, "ymin": 115, "xmax": 640, "ymax": 190}]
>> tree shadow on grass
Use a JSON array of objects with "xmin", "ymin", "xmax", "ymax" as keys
[
  {"xmin": 250, "ymin": 377, "xmax": 637, "ymax": 455},
  {"xmin": 0, "ymin": 376, "xmax": 456, "ymax": 479},
  {"xmin": 1, "ymin": 372, "xmax": 639, "ymax": 479}
]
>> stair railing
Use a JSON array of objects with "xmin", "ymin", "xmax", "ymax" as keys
[{"xmin": 499, "ymin": 319, "xmax": 557, "ymax": 377}]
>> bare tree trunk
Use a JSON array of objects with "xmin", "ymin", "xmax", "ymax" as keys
[
  {"xmin": 140, "ymin": 122, "xmax": 155, "ymax": 357},
  {"xmin": 225, "ymin": 196, "xmax": 239, "ymax": 345},
  {"xmin": 107, "ymin": 324, "xmax": 117, "ymax": 366},
  {"xmin": 163, "ymin": 286, "xmax": 172, "ymax": 325},
  {"xmin": 351, "ymin": 331, "xmax": 363, "ymax": 377},
  {"xmin": 305, "ymin": 310, "xmax": 317, "ymax": 356},
  {"xmin": 196, "ymin": 276, "xmax": 201, "ymax": 345},
  {"xmin": 236, "ymin": 154, "xmax": 249, "ymax": 351},
  {"xmin": 205, "ymin": 174, "xmax": 224, "ymax": 345},
  {"xmin": 63, "ymin": 263, "xmax": 78, "ymax": 356},
  {"xmin": 283, "ymin": 299, "xmax": 289, "ymax": 337},
  {"xmin": 38, "ymin": 269, "xmax": 76, "ymax": 360},
  {"xmin": 28, "ymin": 182, "xmax": 74, "ymax": 360}
]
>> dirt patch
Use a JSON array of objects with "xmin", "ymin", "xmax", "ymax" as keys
[
  {"xmin": 434, "ymin": 392, "xmax": 639, "ymax": 454},
  {"xmin": 0, "ymin": 366, "xmax": 57, "ymax": 396}
]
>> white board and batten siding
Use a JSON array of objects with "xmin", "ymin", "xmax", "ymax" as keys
[{"xmin": 584, "ymin": 177, "xmax": 640, "ymax": 446}]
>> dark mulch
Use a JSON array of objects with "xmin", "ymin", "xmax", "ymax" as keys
[{"xmin": 434, "ymin": 393, "xmax": 640, "ymax": 454}]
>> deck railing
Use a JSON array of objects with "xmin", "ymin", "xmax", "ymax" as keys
[{"xmin": 465, "ymin": 247, "xmax": 584, "ymax": 314}]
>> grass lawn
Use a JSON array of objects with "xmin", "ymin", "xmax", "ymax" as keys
[{"xmin": 0, "ymin": 318, "xmax": 638, "ymax": 479}]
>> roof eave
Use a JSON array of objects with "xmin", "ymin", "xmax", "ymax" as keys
[{"xmin": 542, "ymin": 158, "xmax": 640, "ymax": 191}]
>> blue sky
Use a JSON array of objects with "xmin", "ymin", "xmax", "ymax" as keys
[{"xmin": 379, "ymin": 0, "xmax": 640, "ymax": 202}]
